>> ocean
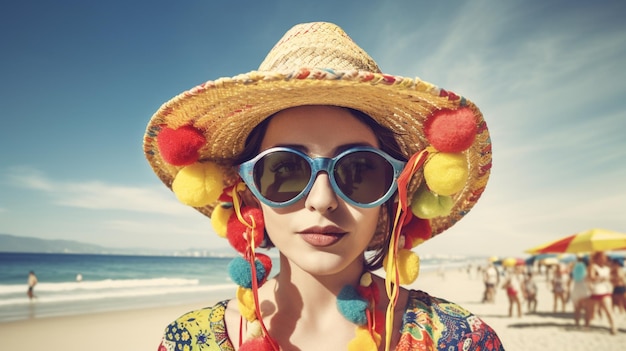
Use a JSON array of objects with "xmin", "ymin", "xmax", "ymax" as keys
[{"xmin": 0, "ymin": 252, "xmax": 476, "ymax": 323}]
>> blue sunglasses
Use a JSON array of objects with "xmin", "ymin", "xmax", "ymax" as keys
[{"xmin": 238, "ymin": 146, "xmax": 406, "ymax": 208}]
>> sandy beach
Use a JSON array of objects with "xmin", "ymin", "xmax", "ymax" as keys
[{"xmin": 1, "ymin": 268, "xmax": 624, "ymax": 350}]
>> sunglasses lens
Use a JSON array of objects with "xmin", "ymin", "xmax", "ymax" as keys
[
  {"xmin": 334, "ymin": 151, "xmax": 394, "ymax": 204},
  {"xmin": 253, "ymin": 151, "xmax": 311, "ymax": 203}
]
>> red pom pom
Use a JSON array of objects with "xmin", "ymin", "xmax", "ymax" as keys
[
  {"xmin": 226, "ymin": 207, "xmax": 265, "ymax": 253},
  {"xmin": 401, "ymin": 216, "xmax": 432, "ymax": 248},
  {"xmin": 373, "ymin": 309, "xmax": 385, "ymax": 335},
  {"xmin": 218, "ymin": 185, "xmax": 235, "ymax": 202},
  {"xmin": 157, "ymin": 126, "xmax": 206, "ymax": 166},
  {"xmin": 424, "ymin": 108, "xmax": 477, "ymax": 153},
  {"xmin": 357, "ymin": 282, "xmax": 380, "ymax": 303},
  {"xmin": 255, "ymin": 253, "xmax": 273, "ymax": 282},
  {"xmin": 239, "ymin": 336, "xmax": 276, "ymax": 351}
]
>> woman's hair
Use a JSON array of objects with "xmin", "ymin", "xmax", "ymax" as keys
[{"xmin": 234, "ymin": 107, "xmax": 405, "ymax": 271}]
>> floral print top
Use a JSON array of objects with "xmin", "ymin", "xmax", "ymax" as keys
[{"xmin": 158, "ymin": 290, "xmax": 504, "ymax": 351}]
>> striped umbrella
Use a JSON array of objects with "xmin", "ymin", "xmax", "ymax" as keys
[{"xmin": 525, "ymin": 228, "xmax": 626, "ymax": 254}]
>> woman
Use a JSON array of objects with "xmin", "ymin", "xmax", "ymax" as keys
[
  {"xmin": 586, "ymin": 251, "xmax": 616, "ymax": 334},
  {"xmin": 610, "ymin": 258, "xmax": 626, "ymax": 314},
  {"xmin": 569, "ymin": 256, "xmax": 590, "ymax": 327},
  {"xmin": 522, "ymin": 271, "xmax": 538, "ymax": 313},
  {"xmin": 145, "ymin": 22, "xmax": 502, "ymax": 351},
  {"xmin": 551, "ymin": 264, "xmax": 569, "ymax": 313},
  {"xmin": 502, "ymin": 266, "xmax": 523, "ymax": 318}
]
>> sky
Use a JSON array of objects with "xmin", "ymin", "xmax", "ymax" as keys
[{"xmin": 1, "ymin": 0, "xmax": 625, "ymax": 258}]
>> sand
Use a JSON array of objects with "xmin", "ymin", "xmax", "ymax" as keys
[{"xmin": 1, "ymin": 269, "xmax": 624, "ymax": 350}]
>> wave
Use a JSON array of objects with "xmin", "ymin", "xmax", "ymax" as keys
[
  {"xmin": 0, "ymin": 277, "xmax": 202, "ymax": 295},
  {"xmin": 0, "ymin": 277, "xmax": 236, "ymax": 308}
]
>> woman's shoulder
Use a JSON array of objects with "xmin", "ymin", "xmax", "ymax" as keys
[
  {"xmin": 399, "ymin": 290, "xmax": 504, "ymax": 351},
  {"xmin": 158, "ymin": 300, "xmax": 235, "ymax": 351}
]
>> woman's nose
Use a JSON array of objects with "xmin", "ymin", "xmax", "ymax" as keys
[{"xmin": 304, "ymin": 172, "xmax": 339, "ymax": 213}]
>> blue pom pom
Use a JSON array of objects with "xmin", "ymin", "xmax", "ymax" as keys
[
  {"xmin": 336, "ymin": 285, "xmax": 368, "ymax": 325},
  {"xmin": 228, "ymin": 256, "xmax": 267, "ymax": 288}
]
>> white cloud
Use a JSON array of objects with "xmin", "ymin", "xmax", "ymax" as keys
[{"xmin": 7, "ymin": 167, "xmax": 189, "ymax": 216}]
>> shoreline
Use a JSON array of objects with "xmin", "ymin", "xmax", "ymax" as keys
[{"xmin": 1, "ymin": 268, "xmax": 625, "ymax": 350}]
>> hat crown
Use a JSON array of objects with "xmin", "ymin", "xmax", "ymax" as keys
[{"xmin": 258, "ymin": 22, "xmax": 381, "ymax": 73}]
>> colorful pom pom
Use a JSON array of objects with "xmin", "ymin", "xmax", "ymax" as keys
[
  {"xmin": 423, "ymin": 153, "xmax": 468, "ymax": 196},
  {"xmin": 410, "ymin": 187, "xmax": 454, "ymax": 219},
  {"xmin": 246, "ymin": 320, "xmax": 263, "ymax": 339},
  {"xmin": 255, "ymin": 253, "xmax": 273, "ymax": 282},
  {"xmin": 226, "ymin": 207, "xmax": 265, "ymax": 253},
  {"xmin": 228, "ymin": 256, "xmax": 267, "ymax": 288},
  {"xmin": 157, "ymin": 126, "xmax": 206, "ymax": 166},
  {"xmin": 357, "ymin": 281, "xmax": 380, "ymax": 302},
  {"xmin": 239, "ymin": 336, "xmax": 275, "ymax": 351},
  {"xmin": 172, "ymin": 162, "xmax": 224, "ymax": 207},
  {"xmin": 337, "ymin": 285, "xmax": 369, "ymax": 326},
  {"xmin": 347, "ymin": 326, "xmax": 380, "ymax": 351},
  {"xmin": 211, "ymin": 203, "xmax": 233, "ymax": 238},
  {"xmin": 359, "ymin": 272, "xmax": 372, "ymax": 287},
  {"xmin": 236, "ymin": 286, "xmax": 257, "ymax": 321},
  {"xmin": 424, "ymin": 108, "xmax": 477, "ymax": 153},
  {"xmin": 401, "ymin": 216, "xmax": 432, "ymax": 248},
  {"xmin": 383, "ymin": 249, "xmax": 420, "ymax": 285}
]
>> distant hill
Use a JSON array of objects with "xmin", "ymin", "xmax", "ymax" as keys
[
  {"xmin": 0, "ymin": 233, "xmax": 231, "ymax": 257},
  {"xmin": 0, "ymin": 233, "xmax": 132, "ymax": 254}
]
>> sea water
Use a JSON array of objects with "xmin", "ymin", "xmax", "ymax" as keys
[
  {"xmin": 0, "ymin": 252, "xmax": 241, "ymax": 322},
  {"xmin": 0, "ymin": 252, "xmax": 476, "ymax": 323}
]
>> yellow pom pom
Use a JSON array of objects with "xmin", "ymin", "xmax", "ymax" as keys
[
  {"xmin": 383, "ymin": 249, "xmax": 420, "ymax": 285},
  {"xmin": 172, "ymin": 162, "xmax": 223, "ymax": 207},
  {"xmin": 410, "ymin": 187, "xmax": 454, "ymax": 219},
  {"xmin": 347, "ymin": 327, "xmax": 380, "ymax": 351},
  {"xmin": 246, "ymin": 320, "xmax": 263, "ymax": 339},
  {"xmin": 423, "ymin": 153, "xmax": 468, "ymax": 196},
  {"xmin": 359, "ymin": 272, "xmax": 373, "ymax": 287},
  {"xmin": 236, "ymin": 286, "xmax": 257, "ymax": 321},
  {"xmin": 211, "ymin": 204, "xmax": 233, "ymax": 238}
]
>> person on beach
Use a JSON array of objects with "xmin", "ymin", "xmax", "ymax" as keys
[
  {"xmin": 483, "ymin": 261, "xmax": 500, "ymax": 303},
  {"xmin": 145, "ymin": 22, "xmax": 503, "ymax": 351},
  {"xmin": 570, "ymin": 256, "xmax": 590, "ymax": 327},
  {"xmin": 27, "ymin": 271, "xmax": 38, "ymax": 300},
  {"xmin": 609, "ymin": 258, "xmax": 626, "ymax": 314},
  {"xmin": 522, "ymin": 271, "xmax": 538, "ymax": 313},
  {"xmin": 586, "ymin": 251, "xmax": 616, "ymax": 334},
  {"xmin": 502, "ymin": 266, "xmax": 523, "ymax": 318},
  {"xmin": 551, "ymin": 264, "xmax": 569, "ymax": 313}
]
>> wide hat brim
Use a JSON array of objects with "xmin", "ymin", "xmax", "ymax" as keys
[{"xmin": 144, "ymin": 68, "xmax": 491, "ymax": 237}]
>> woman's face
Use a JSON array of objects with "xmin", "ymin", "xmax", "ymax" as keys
[{"xmin": 255, "ymin": 105, "xmax": 381, "ymax": 276}]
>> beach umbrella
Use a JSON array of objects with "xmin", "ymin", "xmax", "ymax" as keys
[
  {"xmin": 525, "ymin": 228, "xmax": 626, "ymax": 254},
  {"xmin": 502, "ymin": 257, "xmax": 526, "ymax": 267},
  {"xmin": 501, "ymin": 257, "xmax": 517, "ymax": 267}
]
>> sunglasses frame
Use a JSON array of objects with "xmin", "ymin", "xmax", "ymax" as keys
[{"xmin": 238, "ymin": 146, "xmax": 406, "ymax": 208}]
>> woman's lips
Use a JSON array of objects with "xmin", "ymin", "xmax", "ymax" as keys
[{"xmin": 298, "ymin": 226, "xmax": 346, "ymax": 247}]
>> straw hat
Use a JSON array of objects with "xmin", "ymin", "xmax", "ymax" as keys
[{"xmin": 143, "ymin": 22, "xmax": 492, "ymax": 240}]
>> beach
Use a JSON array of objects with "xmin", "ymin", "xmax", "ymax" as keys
[{"xmin": 1, "ymin": 268, "xmax": 624, "ymax": 350}]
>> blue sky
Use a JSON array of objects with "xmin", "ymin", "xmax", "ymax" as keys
[{"xmin": 1, "ymin": 0, "xmax": 625, "ymax": 257}]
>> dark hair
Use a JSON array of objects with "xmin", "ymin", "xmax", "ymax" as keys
[{"xmin": 235, "ymin": 107, "xmax": 405, "ymax": 271}]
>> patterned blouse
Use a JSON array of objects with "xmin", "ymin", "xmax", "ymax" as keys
[{"xmin": 158, "ymin": 290, "xmax": 504, "ymax": 351}]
